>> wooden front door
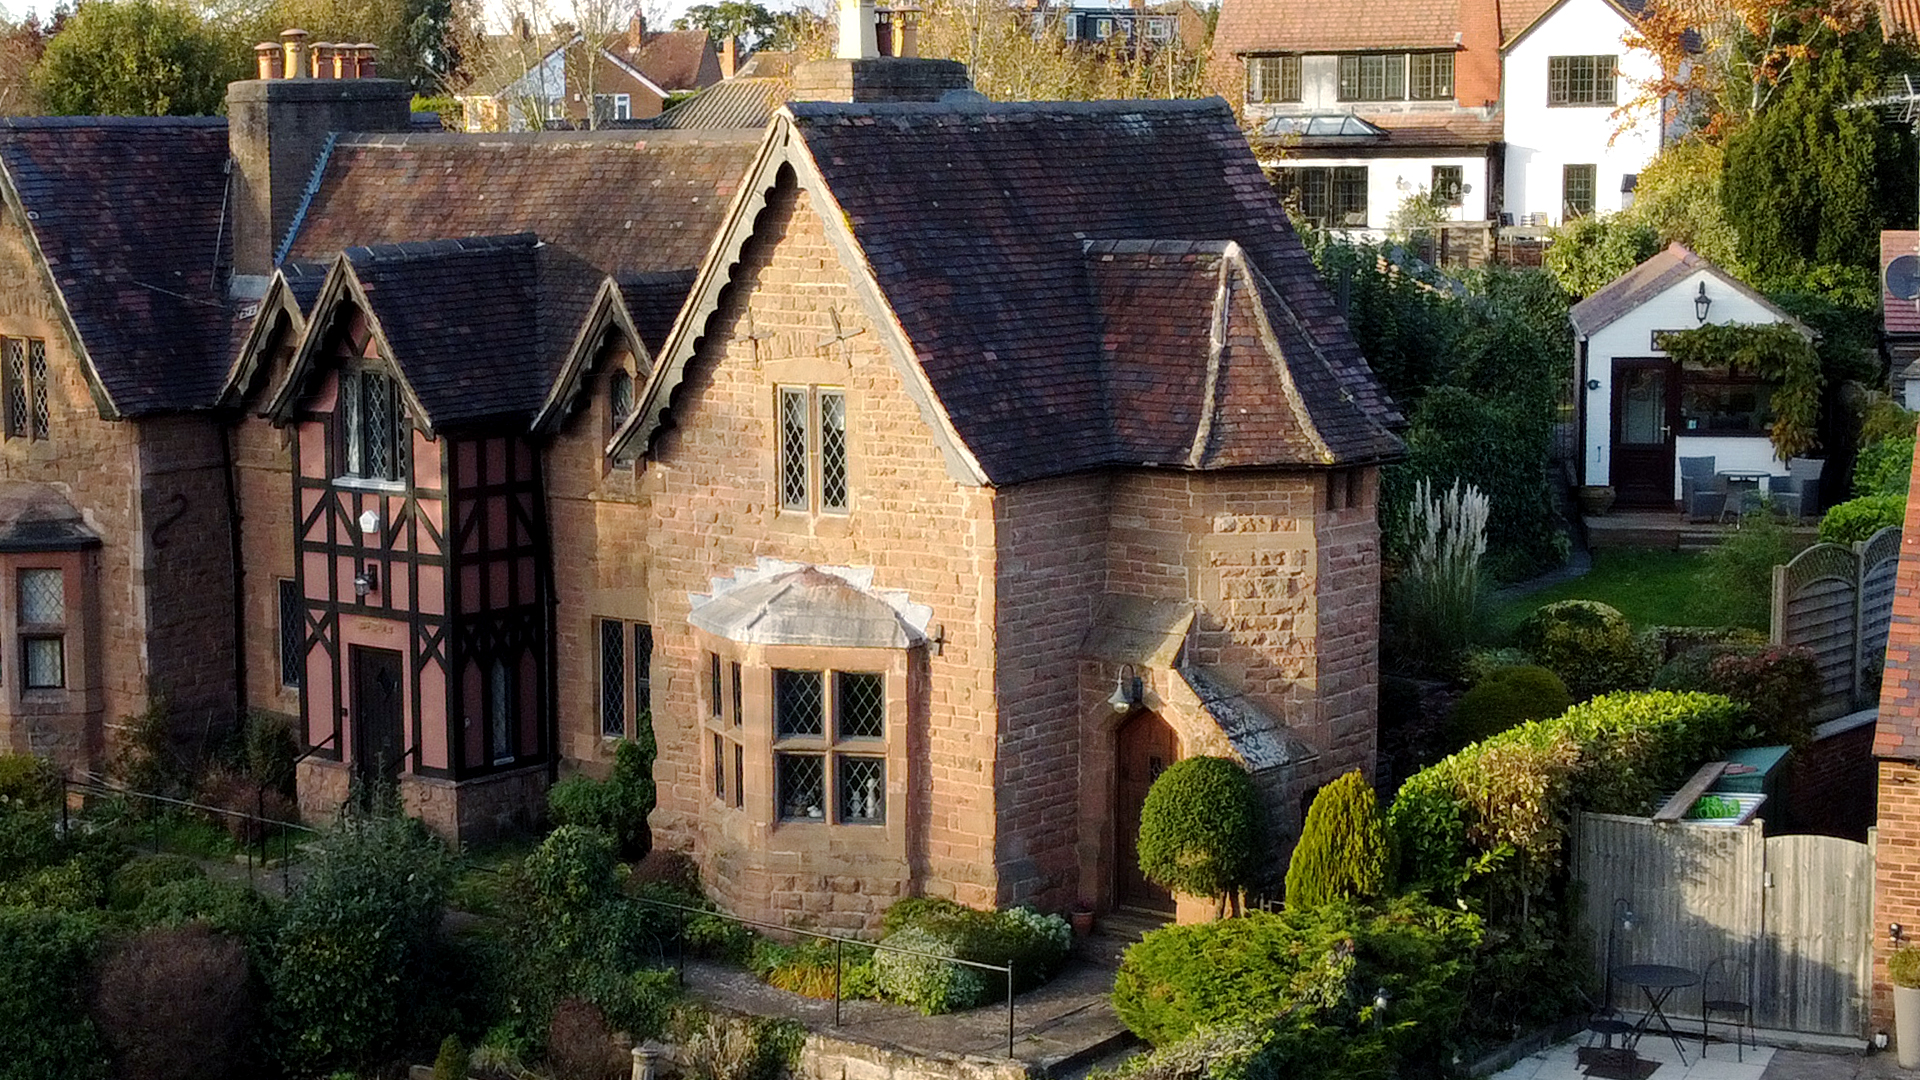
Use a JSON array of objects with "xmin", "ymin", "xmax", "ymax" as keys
[
  {"xmin": 1612, "ymin": 359, "xmax": 1679, "ymax": 509},
  {"xmin": 351, "ymin": 646, "xmax": 406, "ymax": 796},
  {"xmin": 1116, "ymin": 711, "xmax": 1177, "ymax": 912}
]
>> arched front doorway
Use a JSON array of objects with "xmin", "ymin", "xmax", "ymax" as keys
[{"xmin": 1115, "ymin": 710, "xmax": 1177, "ymax": 912}]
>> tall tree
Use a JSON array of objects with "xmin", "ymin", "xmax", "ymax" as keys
[
  {"xmin": 35, "ymin": 0, "xmax": 242, "ymax": 116},
  {"xmin": 673, "ymin": 0, "xmax": 776, "ymax": 49}
]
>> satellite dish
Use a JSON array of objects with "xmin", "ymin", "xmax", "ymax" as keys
[{"xmin": 1889, "ymin": 254, "xmax": 1920, "ymax": 301}]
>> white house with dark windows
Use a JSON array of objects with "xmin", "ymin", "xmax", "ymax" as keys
[
  {"xmin": 1213, "ymin": 0, "xmax": 1667, "ymax": 234},
  {"xmin": 1571, "ymin": 244, "xmax": 1814, "ymax": 512},
  {"xmin": 1502, "ymin": 0, "xmax": 1664, "ymax": 224}
]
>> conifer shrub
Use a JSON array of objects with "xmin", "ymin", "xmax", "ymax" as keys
[
  {"xmin": 548, "ymin": 727, "xmax": 657, "ymax": 859},
  {"xmin": 1447, "ymin": 665, "xmax": 1571, "ymax": 747},
  {"xmin": 1284, "ymin": 771, "xmax": 1389, "ymax": 908},
  {"xmin": 1110, "ymin": 898, "xmax": 1480, "ymax": 1070},
  {"xmin": 1514, "ymin": 600, "xmax": 1646, "ymax": 700},
  {"xmin": 1136, "ymin": 757, "xmax": 1263, "ymax": 911},
  {"xmin": 0, "ymin": 907, "xmax": 108, "ymax": 1080},
  {"xmin": 432, "ymin": 1035, "xmax": 469, "ymax": 1080}
]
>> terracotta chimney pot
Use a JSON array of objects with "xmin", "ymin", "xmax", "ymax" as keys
[
  {"xmin": 331, "ymin": 44, "xmax": 353, "ymax": 79},
  {"xmin": 254, "ymin": 41, "xmax": 282, "ymax": 79},
  {"xmin": 356, "ymin": 44, "xmax": 378, "ymax": 78},
  {"xmin": 281, "ymin": 28, "xmax": 310, "ymax": 79}
]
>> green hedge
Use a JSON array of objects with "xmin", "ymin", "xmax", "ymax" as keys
[
  {"xmin": 0, "ymin": 907, "xmax": 107, "ymax": 1080},
  {"xmin": 1819, "ymin": 493, "xmax": 1904, "ymax": 544},
  {"xmin": 1110, "ymin": 898, "xmax": 1480, "ymax": 1069},
  {"xmin": 1513, "ymin": 601, "xmax": 1645, "ymax": 701},
  {"xmin": 1447, "ymin": 665, "xmax": 1570, "ymax": 747},
  {"xmin": 1388, "ymin": 690, "xmax": 1743, "ymax": 899},
  {"xmin": 1853, "ymin": 435, "xmax": 1914, "ymax": 497}
]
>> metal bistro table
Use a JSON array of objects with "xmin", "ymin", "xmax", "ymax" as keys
[{"xmin": 1614, "ymin": 963, "xmax": 1700, "ymax": 1065}]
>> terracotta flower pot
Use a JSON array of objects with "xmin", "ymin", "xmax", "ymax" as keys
[
  {"xmin": 1576, "ymin": 485, "xmax": 1617, "ymax": 517},
  {"xmin": 1069, "ymin": 907, "xmax": 1095, "ymax": 939}
]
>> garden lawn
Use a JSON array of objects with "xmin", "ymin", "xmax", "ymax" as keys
[{"xmin": 1488, "ymin": 548, "xmax": 1753, "ymax": 642}]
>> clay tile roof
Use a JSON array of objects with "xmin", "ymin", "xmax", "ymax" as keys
[
  {"xmin": 633, "ymin": 29, "xmax": 721, "ymax": 91},
  {"xmin": 1883, "ymin": 231, "xmax": 1920, "ymax": 336},
  {"xmin": 786, "ymin": 99, "xmax": 1402, "ymax": 482},
  {"xmin": 0, "ymin": 117, "xmax": 233, "ymax": 416},
  {"xmin": 643, "ymin": 76, "xmax": 789, "ymax": 129},
  {"xmin": 288, "ymin": 130, "xmax": 759, "ymax": 276},
  {"xmin": 1215, "ymin": 0, "xmax": 1460, "ymax": 56},
  {"xmin": 345, "ymin": 234, "xmax": 551, "ymax": 427},
  {"xmin": 1882, "ymin": 0, "xmax": 1920, "ymax": 37}
]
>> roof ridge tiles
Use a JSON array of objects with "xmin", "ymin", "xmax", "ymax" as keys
[
  {"xmin": 343, "ymin": 232, "xmax": 540, "ymax": 264},
  {"xmin": 786, "ymin": 98, "xmax": 1232, "ymax": 120},
  {"xmin": 0, "ymin": 115, "xmax": 227, "ymax": 130}
]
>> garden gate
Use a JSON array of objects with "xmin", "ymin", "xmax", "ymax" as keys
[
  {"xmin": 1770, "ymin": 524, "xmax": 1900, "ymax": 719},
  {"xmin": 1574, "ymin": 812, "xmax": 1873, "ymax": 1037}
]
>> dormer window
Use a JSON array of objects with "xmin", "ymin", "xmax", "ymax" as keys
[
  {"xmin": 1337, "ymin": 52, "xmax": 1453, "ymax": 102},
  {"xmin": 339, "ymin": 369, "xmax": 408, "ymax": 483},
  {"xmin": 610, "ymin": 370, "xmax": 634, "ymax": 433},
  {"xmin": 1247, "ymin": 56, "xmax": 1301, "ymax": 104}
]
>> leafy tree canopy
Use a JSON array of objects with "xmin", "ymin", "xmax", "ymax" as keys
[
  {"xmin": 673, "ymin": 0, "xmax": 778, "ymax": 49},
  {"xmin": 36, "ymin": 0, "xmax": 242, "ymax": 116},
  {"xmin": 1542, "ymin": 213, "xmax": 1659, "ymax": 298}
]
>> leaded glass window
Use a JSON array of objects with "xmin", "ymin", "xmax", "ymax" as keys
[
  {"xmin": 19, "ymin": 569, "xmax": 62, "ymax": 624},
  {"xmin": 710, "ymin": 652, "xmax": 723, "ymax": 717},
  {"xmin": 278, "ymin": 579, "xmax": 303, "ymax": 687},
  {"xmin": 341, "ymin": 369, "xmax": 406, "ymax": 482},
  {"xmin": 610, "ymin": 371, "xmax": 633, "ymax": 430},
  {"xmin": 777, "ymin": 752, "xmax": 826, "ymax": 820},
  {"xmin": 4, "ymin": 338, "xmax": 26, "ymax": 439},
  {"xmin": 775, "ymin": 669, "xmax": 825, "ymax": 737},
  {"xmin": 23, "ymin": 636, "xmax": 61, "ymax": 689},
  {"xmin": 733, "ymin": 744, "xmax": 744, "ymax": 809},
  {"xmin": 779, "ymin": 387, "xmax": 809, "ymax": 510},
  {"xmin": 1548, "ymin": 55, "xmax": 1616, "ymax": 106},
  {"xmin": 1563, "ymin": 163, "xmax": 1597, "ymax": 219},
  {"xmin": 731, "ymin": 661, "xmax": 743, "ymax": 726},
  {"xmin": 600, "ymin": 619, "xmax": 625, "ymax": 737},
  {"xmin": 820, "ymin": 390, "xmax": 848, "ymax": 512},
  {"xmin": 713, "ymin": 732, "xmax": 726, "ymax": 799},
  {"xmin": 835, "ymin": 672, "xmax": 884, "ymax": 739},
  {"xmin": 837, "ymin": 755, "xmax": 884, "ymax": 823},
  {"xmin": 1338, "ymin": 53, "xmax": 1405, "ymax": 101},
  {"xmin": 1246, "ymin": 55, "xmax": 1299, "ymax": 104},
  {"xmin": 1409, "ymin": 52, "xmax": 1453, "ymax": 100},
  {"xmin": 28, "ymin": 340, "xmax": 47, "ymax": 439}
]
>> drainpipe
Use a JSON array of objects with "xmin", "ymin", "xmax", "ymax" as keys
[{"xmin": 223, "ymin": 423, "xmax": 249, "ymax": 723}]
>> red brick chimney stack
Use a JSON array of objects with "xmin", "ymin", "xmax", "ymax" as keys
[
  {"xmin": 1456, "ymin": 0, "xmax": 1501, "ymax": 108},
  {"xmin": 720, "ymin": 35, "xmax": 737, "ymax": 78},
  {"xmin": 629, "ymin": 12, "xmax": 645, "ymax": 54}
]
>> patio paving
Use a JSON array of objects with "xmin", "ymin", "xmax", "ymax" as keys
[{"xmin": 1488, "ymin": 1034, "xmax": 1908, "ymax": 1080}]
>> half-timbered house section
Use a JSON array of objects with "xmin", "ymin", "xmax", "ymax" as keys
[
  {"xmin": 221, "ymin": 128, "xmax": 759, "ymax": 838},
  {"xmin": 610, "ymin": 99, "xmax": 1403, "ymax": 929},
  {"xmin": 0, "ymin": 118, "xmax": 243, "ymax": 772}
]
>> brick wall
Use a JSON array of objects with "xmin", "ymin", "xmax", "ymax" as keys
[
  {"xmin": 135, "ymin": 415, "xmax": 239, "ymax": 740},
  {"xmin": 641, "ymin": 172, "xmax": 1000, "ymax": 929},
  {"xmin": 1871, "ymin": 436, "xmax": 1920, "ymax": 1030},
  {"xmin": 1785, "ymin": 720, "xmax": 1874, "ymax": 840}
]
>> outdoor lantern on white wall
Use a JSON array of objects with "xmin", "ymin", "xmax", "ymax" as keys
[{"xmin": 1694, "ymin": 281, "xmax": 1712, "ymax": 323}]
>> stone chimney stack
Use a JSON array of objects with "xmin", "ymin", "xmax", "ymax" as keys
[
  {"xmin": 794, "ymin": 0, "xmax": 967, "ymax": 101},
  {"xmin": 227, "ymin": 29, "xmax": 412, "ymax": 286},
  {"xmin": 720, "ymin": 36, "xmax": 737, "ymax": 78}
]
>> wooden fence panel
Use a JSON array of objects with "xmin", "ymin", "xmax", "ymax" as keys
[
  {"xmin": 1772, "ymin": 526, "xmax": 1902, "ymax": 718},
  {"xmin": 1575, "ymin": 813, "xmax": 1763, "ymax": 1015},
  {"xmin": 1760, "ymin": 833, "xmax": 1874, "ymax": 1036},
  {"xmin": 1574, "ymin": 814, "xmax": 1872, "ymax": 1036}
]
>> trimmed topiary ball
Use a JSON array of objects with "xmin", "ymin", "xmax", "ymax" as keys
[
  {"xmin": 1514, "ymin": 600, "xmax": 1646, "ymax": 700},
  {"xmin": 1284, "ymin": 770, "xmax": 1389, "ymax": 908},
  {"xmin": 1137, "ymin": 756, "xmax": 1263, "ymax": 910},
  {"xmin": 1447, "ymin": 665, "xmax": 1571, "ymax": 747}
]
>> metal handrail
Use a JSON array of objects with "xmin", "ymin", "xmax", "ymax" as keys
[
  {"xmin": 62, "ymin": 772, "xmax": 318, "ymax": 893},
  {"xmin": 631, "ymin": 895, "xmax": 1020, "ymax": 1058}
]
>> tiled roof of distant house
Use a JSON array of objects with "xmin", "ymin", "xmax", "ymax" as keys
[
  {"xmin": 0, "ymin": 117, "xmax": 233, "ymax": 416},
  {"xmin": 643, "ymin": 76, "xmax": 788, "ymax": 129},
  {"xmin": 633, "ymin": 29, "xmax": 722, "ymax": 90}
]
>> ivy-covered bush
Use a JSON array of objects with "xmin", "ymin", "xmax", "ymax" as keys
[
  {"xmin": 1136, "ymin": 757, "xmax": 1264, "ymax": 911},
  {"xmin": 0, "ymin": 907, "xmax": 107, "ymax": 1080},
  {"xmin": 1284, "ymin": 771, "xmax": 1389, "ymax": 908},
  {"xmin": 1389, "ymin": 690, "xmax": 1743, "ymax": 901},
  {"xmin": 548, "ymin": 728, "xmax": 657, "ymax": 859},
  {"xmin": 1819, "ymin": 493, "xmax": 1905, "ymax": 544},
  {"xmin": 1662, "ymin": 322, "xmax": 1823, "ymax": 460},
  {"xmin": 1110, "ymin": 898, "xmax": 1481, "ymax": 1072},
  {"xmin": 870, "ymin": 899, "xmax": 1072, "ymax": 1012},
  {"xmin": 1706, "ymin": 645, "xmax": 1819, "ymax": 746},
  {"xmin": 269, "ymin": 811, "xmax": 455, "ymax": 1073},
  {"xmin": 1513, "ymin": 601, "xmax": 1646, "ymax": 700},
  {"xmin": 1447, "ymin": 665, "xmax": 1571, "ymax": 747}
]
